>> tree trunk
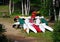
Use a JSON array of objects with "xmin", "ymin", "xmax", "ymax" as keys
[
  {"xmin": 22, "ymin": 0, "xmax": 24, "ymax": 16},
  {"xmin": 54, "ymin": 9, "xmax": 57, "ymax": 21},
  {"xmin": 49, "ymin": 0, "xmax": 55, "ymax": 22},
  {"xmin": 29, "ymin": 0, "xmax": 30, "ymax": 14},
  {"xmin": 27, "ymin": 0, "xmax": 29, "ymax": 15},
  {"xmin": 9, "ymin": 0, "xmax": 11, "ymax": 15},
  {"xmin": 58, "ymin": 10, "xmax": 60, "ymax": 20},
  {"xmin": 49, "ymin": 9, "xmax": 50, "ymax": 17},
  {"xmin": 24, "ymin": 0, "xmax": 27, "ymax": 15},
  {"xmin": 53, "ymin": 0, "xmax": 57, "ymax": 21},
  {"xmin": 12, "ymin": 1, "xmax": 14, "ymax": 13},
  {"xmin": 55, "ymin": 0, "xmax": 59, "ymax": 21},
  {"xmin": 27, "ymin": 0, "xmax": 30, "ymax": 15},
  {"xmin": 58, "ymin": 0, "xmax": 60, "ymax": 20}
]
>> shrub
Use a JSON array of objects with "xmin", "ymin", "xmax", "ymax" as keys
[
  {"xmin": 53, "ymin": 21, "xmax": 60, "ymax": 42},
  {"xmin": 0, "ymin": 24, "xmax": 5, "ymax": 34}
]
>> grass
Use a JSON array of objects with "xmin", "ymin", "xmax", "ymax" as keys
[
  {"xmin": 0, "ymin": 5, "xmax": 9, "ymax": 17},
  {"xmin": 20, "ymin": 28, "xmax": 53, "ymax": 42},
  {"xmin": 26, "ymin": 31, "xmax": 53, "ymax": 38},
  {"xmin": 0, "ymin": 5, "xmax": 8, "ymax": 12}
]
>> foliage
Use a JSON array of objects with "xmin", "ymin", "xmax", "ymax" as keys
[
  {"xmin": 12, "ymin": 0, "xmax": 20, "ymax": 3},
  {"xmin": 0, "ymin": 24, "xmax": 8, "ymax": 42},
  {"xmin": 53, "ymin": 21, "xmax": 60, "ymax": 42},
  {"xmin": 0, "ymin": 24, "xmax": 13, "ymax": 42},
  {"xmin": 39, "ymin": 0, "xmax": 51, "ymax": 17},
  {"xmin": 11, "ymin": 12, "xmax": 21, "ymax": 16},
  {"xmin": 30, "ymin": 0, "xmax": 52, "ymax": 17},
  {"xmin": 0, "ymin": 35, "xmax": 8, "ymax": 42}
]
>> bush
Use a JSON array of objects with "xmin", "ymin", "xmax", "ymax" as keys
[
  {"xmin": 53, "ymin": 21, "xmax": 60, "ymax": 42},
  {"xmin": 0, "ymin": 24, "xmax": 13, "ymax": 42},
  {"xmin": 0, "ymin": 24, "xmax": 8, "ymax": 42},
  {"xmin": 0, "ymin": 24, "xmax": 5, "ymax": 33},
  {"xmin": 0, "ymin": 35, "xmax": 8, "ymax": 42}
]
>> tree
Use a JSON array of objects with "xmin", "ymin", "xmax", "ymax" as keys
[
  {"xmin": 49, "ymin": 0, "xmax": 55, "ymax": 22},
  {"xmin": 27, "ymin": 0, "xmax": 30, "ymax": 15},
  {"xmin": 40, "ymin": 0, "xmax": 50, "ymax": 16},
  {"xmin": 55, "ymin": 0, "xmax": 59, "ymax": 21},
  {"xmin": 58, "ymin": 10, "xmax": 60, "ymax": 20},
  {"xmin": 9, "ymin": 0, "xmax": 20, "ymax": 15},
  {"xmin": 58, "ymin": 0, "xmax": 60, "ymax": 20},
  {"xmin": 21, "ymin": 0, "xmax": 30, "ymax": 16},
  {"xmin": 21, "ymin": 0, "xmax": 24, "ymax": 15},
  {"xmin": 12, "ymin": 1, "xmax": 14, "ymax": 13},
  {"xmin": 0, "ymin": 24, "xmax": 12, "ymax": 42},
  {"xmin": 9, "ymin": 0, "xmax": 11, "ymax": 15},
  {"xmin": 24, "ymin": 0, "xmax": 27, "ymax": 15},
  {"xmin": 10, "ymin": 0, "xmax": 30, "ymax": 16}
]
